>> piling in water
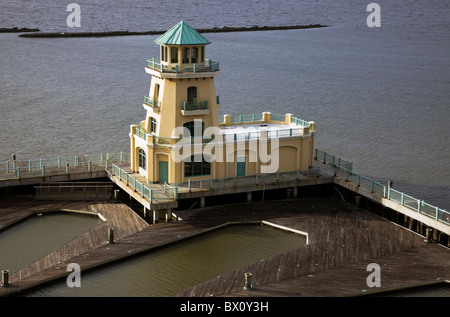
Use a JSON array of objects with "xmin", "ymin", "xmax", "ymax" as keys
[
  {"xmin": 108, "ymin": 227, "xmax": 114, "ymax": 244},
  {"xmin": 424, "ymin": 227, "xmax": 433, "ymax": 243},
  {"xmin": 244, "ymin": 272, "xmax": 253, "ymax": 290},
  {"xmin": 1, "ymin": 270, "xmax": 9, "ymax": 287}
]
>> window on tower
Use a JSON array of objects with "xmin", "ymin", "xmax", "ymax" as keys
[
  {"xmin": 191, "ymin": 47, "xmax": 198, "ymax": 63},
  {"xmin": 150, "ymin": 117, "xmax": 157, "ymax": 133},
  {"xmin": 182, "ymin": 47, "xmax": 190, "ymax": 64},
  {"xmin": 138, "ymin": 149, "xmax": 146, "ymax": 170},
  {"xmin": 184, "ymin": 154, "xmax": 210, "ymax": 177},
  {"xmin": 171, "ymin": 47, "xmax": 178, "ymax": 63}
]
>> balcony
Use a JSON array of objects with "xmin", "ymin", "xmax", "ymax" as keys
[
  {"xmin": 146, "ymin": 58, "xmax": 220, "ymax": 78},
  {"xmin": 181, "ymin": 101, "xmax": 210, "ymax": 116},
  {"xmin": 144, "ymin": 96, "xmax": 160, "ymax": 112}
]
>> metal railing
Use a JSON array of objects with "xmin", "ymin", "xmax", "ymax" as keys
[
  {"xmin": 111, "ymin": 164, "xmax": 174, "ymax": 203},
  {"xmin": 0, "ymin": 152, "xmax": 130, "ymax": 179},
  {"xmin": 182, "ymin": 101, "xmax": 208, "ymax": 111},
  {"xmin": 316, "ymin": 149, "xmax": 450, "ymax": 226},
  {"xmin": 146, "ymin": 58, "xmax": 219, "ymax": 73},
  {"xmin": 175, "ymin": 168, "xmax": 319, "ymax": 191},
  {"xmin": 144, "ymin": 96, "xmax": 160, "ymax": 109},
  {"xmin": 315, "ymin": 149, "xmax": 353, "ymax": 170}
]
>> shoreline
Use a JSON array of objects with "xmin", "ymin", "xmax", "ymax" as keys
[{"xmin": 15, "ymin": 24, "xmax": 327, "ymax": 38}]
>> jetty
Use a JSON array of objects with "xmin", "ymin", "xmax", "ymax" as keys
[
  {"xmin": 0, "ymin": 150, "xmax": 449, "ymax": 296},
  {"xmin": 16, "ymin": 24, "xmax": 327, "ymax": 38}
]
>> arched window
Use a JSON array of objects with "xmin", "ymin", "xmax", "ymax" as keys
[
  {"xmin": 184, "ymin": 154, "xmax": 210, "ymax": 177},
  {"xmin": 138, "ymin": 149, "xmax": 146, "ymax": 170},
  {"xmin": 183, "ymin": 120, "xmax": 204, "ymax": 139}
]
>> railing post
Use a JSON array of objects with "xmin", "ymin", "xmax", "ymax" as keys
[
  {"xmin": 371, "ymin": 180, "xmax": 374, "ymax": 192},
  {"xmin": 40, "ymin": 158, "xmax": 43, "ymax": 170},
  {"xmin": 17, "ymin": 167, "xmax": 20, "ymax": 179},
  {"xmin": 66, "ymin": 163, "xmax": 69, "ymax": 174},
  {"xmin": 88, "ymin": 161, "xmax": 91, "ymax": 172},
  {"xmin": 75, "ymin": 156, "xmax": 78, "ymax": 167},
  {"xmin": 29, "ymin": 159, "xmax": 32, "ymax": 171},
  {"xmin": 401, "ymin": 192, "xmax": 404, "ymax": 206},
  {"xmin": 58, "ymin": 157, "xmax": 61, "ymax": 168},
  {"xmin": 188, "ymin": 179, "xmax": 192, "ymax": 192},
  {"xmin": 435, "ymin": 207, "xmax": 439, "ymax": 220},
  {"xmin": 149, "ymin": 189, "xmax": 152, "ymax": 202},
  {"xmin": 6, "ymin": 161, "xmax": 9, "ymax": 173},
  {"xmin": 388, "ymin": 186, "xmax": 391, "ymax": 200},
  {"xmin": 42, "ymin": 165, "xmax": 45, "ymax": 177}
]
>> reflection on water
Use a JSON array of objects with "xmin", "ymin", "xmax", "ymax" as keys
[
  {"xmin": 25, "ymin": 224, "xmax": 306, "ymax": 297},
  {"xmin": 0, "ymin": 213, "xmax": 101, "ymax": 273}
]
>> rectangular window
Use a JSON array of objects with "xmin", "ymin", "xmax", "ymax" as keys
[
  {"xmin": 184, "ymin": 155, "xmax": 211, "ymax": 177},
  {"xmin": 171, "ymin": 47, "xmax": 178, "ymax": 63},
  {"xmin": 150, "ymin": 117, "xmax": 157, "ymax": 133},
  {"xmin": 139, "ymin": 149, "xmax": 146, "ymax": 170},
  {"xmin": 191, "ymin": 47, "xmax": 198, "ymax": 63},
  {"xmin": 182, "ymin": 47, "xmax": 190, "ymax": 64}
]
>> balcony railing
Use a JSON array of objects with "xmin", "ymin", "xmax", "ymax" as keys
[
  {"xmin": 144, "ymin": 96, "xmax": 160, "ymax": 110},
  {"xmin": 182, "ymin": 101, "xmax": 208, "ymax": 111},
  {"xmin": 146, "ymin": 58, "xmax": 219, "ymax": 73}
]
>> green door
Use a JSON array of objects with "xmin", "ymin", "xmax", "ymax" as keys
[
  {"xmin": 236, "ymin": 156, "xmax": 246, "ymax": 177},
  {"xmin": 159, "ymin": 161, "xmax": 168, "ymax": 183}
]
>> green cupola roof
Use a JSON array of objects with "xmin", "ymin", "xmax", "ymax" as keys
[{"xmin": 154, "ymin": 21, "xmax": 211, "ymax": 45}]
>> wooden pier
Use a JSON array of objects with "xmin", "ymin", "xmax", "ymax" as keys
[
  {"xmin": 0, "ymin": 194, "xmax": 449, "ymax": 297},
  {"xmin": 0, "ymin": 153, "xmax": 449, "ymax": 297}
]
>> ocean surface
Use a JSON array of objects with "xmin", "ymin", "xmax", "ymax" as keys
[{"xmin": 1, "ymin": 0, "xmax": 449, "ymax": 209}]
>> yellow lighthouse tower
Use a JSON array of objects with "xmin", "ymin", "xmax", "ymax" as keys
[
  {"xmin": 130, "ymin": 21, "xmax": 220, "ymax": 183},
  {"xmin": 130, "ymin": 21, "xmax": 316, "ymax": 189}
]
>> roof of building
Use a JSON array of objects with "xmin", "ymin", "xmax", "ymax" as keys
[{"xmin": 154, "ymin": 21, "xmax": 211, "ymax": 45}]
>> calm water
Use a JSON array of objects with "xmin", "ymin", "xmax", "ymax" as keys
[
  {"xmin": 23, "ymin": 224, "xmax": 305, "ymax": 297},
  {"xmin": 0, "ymin": 213, "xmax": 101, "ymax": 273},
  {"xmin": 0, "ymin": 3, "xmax": 449, "ymax": 204}
]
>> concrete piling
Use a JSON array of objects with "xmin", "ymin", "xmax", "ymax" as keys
[
  {"xmin": 424, "ymin": 227, "xmax": 433, "ymax": 243},
  {"xmin": 107, "ymin": 227, "xmax": 114, "ymax": 244},
  {"xmin": 244, "ymin": 272, "xmax": 253, "ymax": 290},
  {"xmin": 1, "ymin": 270, "xmax": 9, "ymax": 287}
]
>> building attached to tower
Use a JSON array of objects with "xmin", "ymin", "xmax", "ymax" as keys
[{"xmin": 129, "ymin": 21, "xmax": 315, "ymax": 185}]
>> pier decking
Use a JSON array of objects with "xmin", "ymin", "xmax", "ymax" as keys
[
  {"xmin": 0, "ymin": 150, "xmax": 449, "ymax": 297},
  {"xmin": 0, "ymin": 195, "xmax": 449, "ymax": 297}
]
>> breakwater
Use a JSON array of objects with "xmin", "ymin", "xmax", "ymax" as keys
[{"xmin": 17, "ymin": 24, "xmax": 327, "ymax": 38}]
